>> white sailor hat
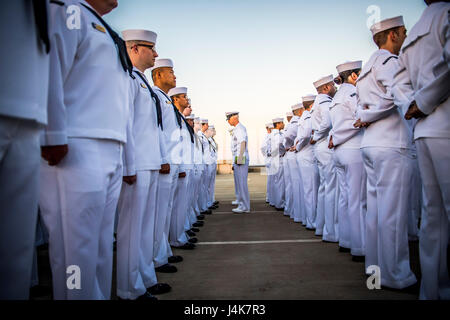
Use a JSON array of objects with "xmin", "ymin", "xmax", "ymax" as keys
[
  {"xmin": 194, "ymin": 117, "xmax": 201, "ymax": 123},
  {"xmin": 150, "ymin": 58, "xmax": 174, "ymax": 72},
  {"xmin": 272, "ymin": 117, "xmax": 284, "ymax": 123},
  {"xmin": 286, "ymin": 111, "xmax": 294, "ymax": 117},
  {"xmin": 185, "ymin": 113, "xmax": 195, "ymax": 120},
  {"xmin": 226, "ymin": 111, "xmax": 239, "ymax": 120},
  {"xmin": 122, "ymin": 29, "xmax": 157, "ymax": 43},
  {"xmin": 370, "ymin": 16, "xmax": 405, "ymax": 36},
  {"xmin": 168, "ymin": 87, "xmax": 188, "ymax": 97},
  {"xmin": 209, "ymin": 125, "xmax": 215, "ymax": 129},
  {"xmin": 267, "ymin": 123, "xmax": 274, "ymax": 129},
  {"xmin": 336, "ymin": 61, "xmax": 363, "ymax": 74},
  {"xmin": 302, "ymin": 95, "xmax": 317, "ymax": 103},
  {"xmin": 201, "ymin": 118, "xmax": 208, "ymax": 124},
  {"xmin": 313, "ymin": 75, "xmax": 334, "ymax": 89},
  {"xmin": 265, "ymin": 123, "xmax": 273, "ymax": 128},
  {"xmin": 291, "ymin": 103, "xmax": 303, "ymax": 111}
]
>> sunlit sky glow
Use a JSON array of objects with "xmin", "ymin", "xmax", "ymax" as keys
[{"xmin": 106, "ymin": 0, "xmax": 426, "ymax": 165}]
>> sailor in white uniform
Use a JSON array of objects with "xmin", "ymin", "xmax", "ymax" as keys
[
  {"xmin": 151, "ymin": 59, "xmax": 192, "ymax": 277},
  {"xmin": 282, "ymin": 112, "xmax": 294, "ymax": 217},
  {"xmin": 261, "ymin": 123, "xmax": 274, "ymax": 203},
  {"xmin": 0, "ymin": 0, "xmax": 50, "ymax": 300},
  {"xmin": 227, "ymin": 112, "xmax": 250, "ymax": 213},
  {"xmin": 271, "ymin": 118, "xmax": 286, "ymax": 211},
  {"xmin": 284, "ymin": 105, "xmax": 303, "ymax": 222},
  {"xmin": 296, "ymin": 96, "xmax": 319, "ymax": 230},
  {"xmin": 39, "ymin": 0, "xmax": 131, "ymax": 300},
  {"xmin": 204, "ymin": 126, "xmax": 217, "ymax": 210},
  {"xmin": 328, "ymin": 61, "xmax": 367, "ymax": 260},
  {"xmin": 310, "ymin": 75, "xmax": 338, "ymax": 239},
  {"xmin": 229, "ymin": 126, "xmax": 240, "ymax": 205},
  {"xmin": 392, "ymin": 1, "xmax": 450, "ymax": 299},
  {"xmin": 197, "ymin": 119, "xmax": 213, "ymax": 215},
  {"xmin": 208, "ymin": 126, "xmax": 219, "ymax": 209},
  {"xmin": 355, "ymin": 16, "xmax": 418, "ymax": 288},
  {"xmin": 168, "ymin": 87, "xmax": 197, "ymax": 248},
  {"xmin": 183, "ymin": 114, "xmax": 203, "ymax": 233},
  {"xmin": 193, "ymin": 117, "xmax": 207, "ymax": 227},
  {"xmin": 116, "ymin": 29, "xmax": 171, "ymax": 300}
]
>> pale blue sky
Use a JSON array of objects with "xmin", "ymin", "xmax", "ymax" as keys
[{"xmin": 107, "ymin": 0, "xmax": 426, "ymax": 165}]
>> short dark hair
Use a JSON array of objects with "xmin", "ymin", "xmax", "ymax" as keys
[
  {"xmin": 373, "ymin": 26, "xmax": 401, "ymax": 47},
  {"xmin": 338, "ymin": 68, "xmax": 362, "ymax": 84}
]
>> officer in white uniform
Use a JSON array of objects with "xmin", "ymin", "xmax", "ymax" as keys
[
  {"xmin": 271, "ymin": 118, "xmax": 286, "ymax": 211},
  {"xmin": 168, "ymin": 87, "xmax": 197, "ymax": 248},
  {"xmin": 284, "ymin": 105, "xmax": 303, "ymax": 222},
  {"xmin": 116, "ymin": 29, "xmax": 172, "ymax": 300},
  {"xmin": 282, "ymin": 113, "xmax": 294, "ymax": 217},
  {"xmin": 355, "ymin": 17, "xmax": 418, "ymax": 288},
  {"xmin": 227, "ymin": 112, "xmax": 250, "ymax": 213},
  {"xmin": 0, "ymin": 0, "xmax": 50, "ymax": 300},
  {"xmin": 328, "ymin": 61, "xmax": 366, "ymax": 260},
  {"xmin": 151, "ymin": 59, "xmax": 193, "ymax": 276},
  {"xmin": 39, "ymin": 0, "xmax": 131, "ymax": 300},
  {"xmin": 310, "ymin": 75, "xmax": 338, "ymax": 240},
  {"xmin": 205, "ymin": 126, "xmax": 217, "ymax": 209},
  {"xmin": 261, "ymin": 123, "xmax": 274, "ymax": 203},
  {"xmin": 296, "ymin": 96, "xmax": 319, "ymax": 230},
  {"xmin": 392, "ymin": 1, "xmax": 450, "ymax": 299}
]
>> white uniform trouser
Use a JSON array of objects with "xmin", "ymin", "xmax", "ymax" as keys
[
  {"xmin": 313, "ymin": 139, "xmax": 335, "ymax": 236},
  {"xmin": 408, "ymin": 155, "xmax": 421, "ymax": 241},
  {"xmin": 316, "ymin": 141, "xmax": 339, "ymax": 242},
  {"xmin": 233, "ymin": 160, "xmax": 250, "ymax": 211},
  {"xmin": 287, "ymin": 152, "xmax": 301, "ymax": 222},
  {"xmin": 199, "ymin": 166, "xmax": 209, "ymax": 212},
  {"xmin": 194, "ymin": 165, "xmax": 204, "ymax": 217},
  {"xmin": 185, "ymin": 168, "xmax": 197, "ymax": 230},
  {"xmin": 297, "ymin": 151, "xmax": 319, "ymax": 229},
  {"xmin": 283, "ymin": 155, "xmax": 293, "ymax": 216},
  {"xmin": 233, "ymin": 162, "xmax": 239, "ymax": 202},
  {"xmin": 116, "ymin": 170, "xmax": 159, "ymax": 299},
  {"xmin": 265, "ymin": 161, "xmax": 270, "ymax": 202},
  {"xmin": 39, "ymin": 138, "xmax": 123, "ymax": 300},
  {"xmin": 415, "ymin": 138, "xmax": 450, "ymax": 300},
  {"xmin": 268, "ymin": 157, "xmax": 278, "ymax": 206},
  {"xmin": 170, "ymin": 168, "xmax": 190, "ymax": 247},
  {"xmin": 0, "ymin": 117, "xmax": 41, "ymax": 300},
  {"xmin": 362, "ymin": 147, "xmax": 417, "ymax": 289},
  {"xmin": 208, "ymin": 163, "xmax": 217, "ymax": 207},
  {"xmin": 153, "ymin": 164, "xmax": 179, "ymax": 268},
  {"xmin": 273, "ymin": 157, "xmax": 285, "ymax": 209},
  {"xmin": 334, "ymin": 147, "xmax": 366, "ymax": 256}
]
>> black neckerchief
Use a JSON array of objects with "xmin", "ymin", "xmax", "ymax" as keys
[
  {"xmin": 134, "ymin": 71, "xmax": 163, "ymax": 130},
  {"xmin": 34, "ymin": 0, "xmax": 50, "ymax": 53},
  {"xmin": 155, "ymin": 88, "xmax": 182, "ymax": 129},
  {"xmin": 81, "ymin": 3, "xmax": 133, "ymax": 78},
  {"xmin": 180, "ymin": 115, "xmax": 194, "ymax": 143}
]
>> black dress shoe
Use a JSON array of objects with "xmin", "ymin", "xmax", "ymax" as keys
[
  {"xmin": 191, "ymin": 228, "xmax": 200, "ymax": 232},
  {"xmin": 197, "ymin": 215, "xmax": 205, "ymax": 221},
  {"xmin": 155, "ymin": 264, "xmax": 177, "ymax": 273},
  {"xmin": 193, "ymin": 222, "xmax": 204, "ymax": 227},
  {"xmin": 213, "ymin": 201, "xmax": 219, "ymax": 205},
  {"xmin": 339, "ymin": 246, "xmax": 351, "ymax": 253},
  {"xmin": 352, "ymin": 255, "xmax": 365, "ymax": 263},
  {"xmin": 148, "ymin": 283, "xmax": 171, "ymax": 295},
  {"xmin": 168, "ymin": 255, "xmax": 183, "ymax": 263},
  {"xmin": 322, "ymin": 239, "xmax": 337, "ymax": 243},
  {"xmin": 174, "ymin": 243, "xmax": 196, "ymax": 250},
  {"xmin": 208, "ymin": 205, "xmax": 218, "ymax": 210},
  {"xmin": 186, "ymin": 230, "xmax": 196, "ymax": 237},
  {"xmin": 306, "ymin": 227, "xmax": 316, "ymax": 231},
  {"xmin": 201, "ymin": 210, "xmax": 212, "ymax": 215},
  {"xmin": 275, "ymin": 207, "xmax": 284, "ymax": 211},
  {"xmin": 188, "ymin": 237, "xmax": 198, "ymax": 244},
  {"xmin": 137, "ymin": 292, "xmax": 158, "ymax": 300}
]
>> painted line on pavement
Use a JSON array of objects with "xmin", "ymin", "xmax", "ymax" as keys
[{"xmin": 197, "ymin": 239, "xmax": 322, "ymax": 245}]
